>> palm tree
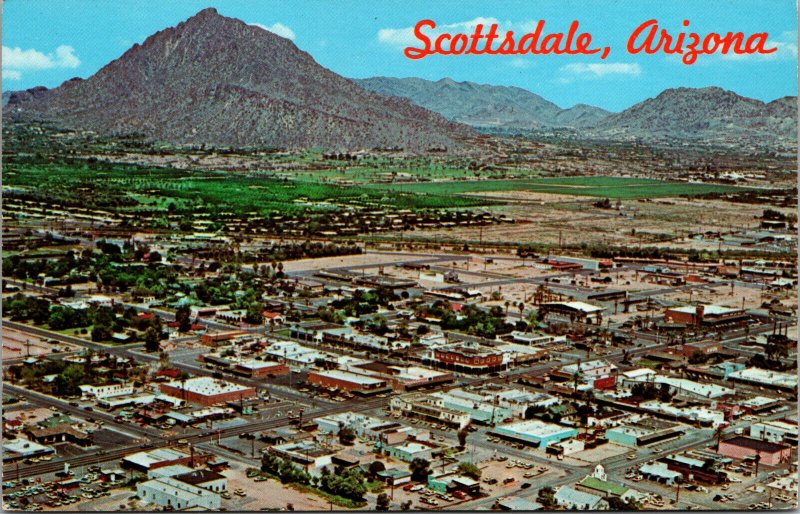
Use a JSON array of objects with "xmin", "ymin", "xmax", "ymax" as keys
[
  {"xmin": 714, "ymin": 424, "xmax": 725, "ymax": 451},
  {"xmin": 572, "ymin": 364, "xmax": 583, "ymax": 393}
]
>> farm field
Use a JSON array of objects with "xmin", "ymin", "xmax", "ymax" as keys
[
  {"xmin": 3, "ymin": 162, "xmax": 495, "ymax": 216},
  {"xmin": 366, "ymin": 176, "xmax": 751, "ymax": 199}
]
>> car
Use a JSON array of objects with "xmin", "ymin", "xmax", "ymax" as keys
[
  {"xmin": 410, "ymin": 485, "xmax": 423, "ymax": 492},
  {"xmin": 503, "ymin": 477, "xmax": 515, "ymax": 484},
  {"xmin": 83, "ymin": 406, "xmax": 93, "ymax": 411},
  {"xmin": 403, "ymin": 484, "xmax": 414, "ymax": 491},
  {"xmin": 521, "ymin": 483, "xmax": 532, "ymax": 489}
]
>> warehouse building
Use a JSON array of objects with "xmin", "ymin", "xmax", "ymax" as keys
[
  {"xmin": 492, "ymin": 420, "xmax": 578, "ymax": 449},
  {"xmin": 137, "ymin": 476, "xmax": 220, "ymax": 510},
  {"xmin": 727, "ymin": 367, "xmax": 798, "ymax": 392},
  {"xmin": 750, "ymin": 420, "xmax": 798, "ymax": 445},
  {"xmin": 231, "ymin": 359, "xmax": 289, "ymax": 379},
  {"xmin": 159, "ymin": 377, "xmax": 256, "ymax": 406},
  {"xmin": 606, "ymin": 419, "xmax": 684, "ymax": 447},
  {"xmin": 539, "ymin": 301, "xmax": 605, "ymax": 325},
  {"xmin": 307, "ymin": 369, "xmax": 391, "ymax": 396},
  {"xmin": 664, "ymin": 305, "xmax": 747, "ymax": 328},
  {"xmin": 717, "ymin": 436, "xmax": 792, "ymax": 466}
]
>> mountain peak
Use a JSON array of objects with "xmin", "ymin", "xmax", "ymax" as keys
[{"xmin": 4, "ymin": 9, "xmax": 476, "ymax": 151}]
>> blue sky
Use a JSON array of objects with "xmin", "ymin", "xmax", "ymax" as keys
[{"xmin": 3, "ymin": 0, "xmax": 797, "ymax": 111}]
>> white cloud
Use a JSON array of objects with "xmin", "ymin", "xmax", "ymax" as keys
[
  {"xmin": 720, "ymin": 33, "xmax": 797, "ymax": 61},
  {"xmin": 2, "ymin": 45, "xmax": 80, "ymax": 70},
  {"xmin": 508, "ymin": 57, "xmax": 532, "ymax": 69},
  {"xmin": 249, "ymin": 22, "xmax": 296, "ymax": 41},
  {"xmin": 560, "ymin": 62, "xmax": 642, "ymax": 79},
  {"xmin": 378, "ymin": 17, "xmax": 502, "ymax": 48},
  {"xmin": 4, "ymin": 70, "xmax": 22, "ymax": 80}
]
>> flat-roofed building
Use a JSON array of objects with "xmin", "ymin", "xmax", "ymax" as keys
[
  {"xmin": 159, "ymin": 377, "xmax": 256, "ymax": 406},
  {"xmin": 717, "ymin": 436, "xmax": 792, "ymax": 466},
  {"xmin": 307, "ymin": 369, "xmax": 390, "ymax": 396},
  {"xmin": 428, "ymin": 342, "xmax": 504, "ymax": 374},
  {"xmin": 122, "ymin": 448, "xmax": 210, "ymax": 472},
  {"xmin": 390, "ymin": 393, "xmax": 471, "ymax": 428},
  {"xmin": 231, "ymin": 359, "xmax": 288, "ymax": 379},
  {"xmin": 540, "ymin": 301, "xmax": 605, "ymax": 325},
  {"xmin": 750, "ymin": 420, "xmax": 798, "ymax": 445},
  {"xmin": 352, "ymin": 362, "xmax": 454, "ymax": 391},
  {"xmin": 606, "ymin": 419, "xmax": 684, "ymax": 447},
  {"xmin": 664, "ymin": 304, "xmax": 747, "ymax": 327},
  {"xmin": 137, "ymin": 476, "xmax": 220, "ymax": 510},
  {"xmin": 728, "ymin": 368, "xmax": 798, "ymax": 392},
  {"xmin": 492, "ymin": 420, "xmax": 578, "ymax": 449}
]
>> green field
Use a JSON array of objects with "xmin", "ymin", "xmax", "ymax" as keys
[
  {"xmin": 3, "ymin": 163, "xmax": 494, "ymax": 215},
  {"xmin": 366, "ymin": 176, "xmax": 751, "ymax": 199}
]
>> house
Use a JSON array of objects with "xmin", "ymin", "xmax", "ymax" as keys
[{"xmin": 554, "ymin": 486, "xmax": 608, "ymax": 510}]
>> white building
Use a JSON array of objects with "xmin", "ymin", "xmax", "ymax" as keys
[
  {"xmin": 137, "ymin": 477, "xmax": 220, "ymax": 510},
  {"xmin": 79, "ymin": 383, "xmax": 135, "ymax": 400},
  {"xmin": 751, "ymin": 420, "xmax": 798, "ymax": 444}
]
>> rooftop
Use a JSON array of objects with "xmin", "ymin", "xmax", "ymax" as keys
[
  {"xmin": 163, "ymin": 377, "xmax": 253, "ymax": 396},
  {"xmin": 313, "ymin": 369, "xmax": 386, "ymax": 386},
  {"xmin": 722, "ymin": 436, "xmax": 789, "ymax": 453},
  {"xmin": 123, "ymin": 448, "xmax": 190, "ymax": 469}
]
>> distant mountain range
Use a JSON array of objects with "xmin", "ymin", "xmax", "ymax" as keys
[
  {"xmin": 354, "ymin": 77, "xmax": 611, "ymax": 130},
  {"xmin": 593, "ymin": 87, "xmax": 797, "ymax": 144},
  {"xmin": 357, "ymin": 77, "xmax": 797, "ymax": 145},
  {"xmin": 4, "ymin": 8, "xmax": 796, "ymax": 150},
  {"xmin": 3, "ymin": 8, "xmax": 477, "ymax": 151}
]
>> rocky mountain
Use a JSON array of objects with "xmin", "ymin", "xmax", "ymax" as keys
[
  {"xmin": 355, "ymin": 76, "xmax": 611, "ymax": 129},
  {"xmin": 3, "ymin": 8, "xmax": 477, "ymax": 151},
  {"xmin": 591, "ymin": 87, "xmax": 797, "ymax": 145}
]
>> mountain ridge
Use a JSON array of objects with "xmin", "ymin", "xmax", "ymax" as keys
[{"xmin": 4, "ymin": 8, "xmax": 478, "ymax": 152}]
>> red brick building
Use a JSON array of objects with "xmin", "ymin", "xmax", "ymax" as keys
[
  {"xmin": 159, "ymin": 377, "xmax": 256, "ymax": 406},
  {"xmin": 717, "ymin": 436, "xmax": 792, "ymax": 466},
  {"xmin": 200, "ymin": 331, "xmax": 249, "ymax": 347},
  {"xmin": 307, "ymin": 369, "xmax": 391, "ymax": 396},
  {"xmin": 664, "ymin": 305, "xmax": 747, "ymax": 328},
  {"xmin": 430, "ymin": 344, "xmax": 504, "ymax": 374},
  {"xmin": 232, "ymin": 359, "xmax": 289, "ymax": 379}
]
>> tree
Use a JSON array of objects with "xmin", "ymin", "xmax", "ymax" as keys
[
  {"xmin": 144, "ymin": 326, "xmax": 161, "ymax": 352},
  {"xmin": 538, "ymin": 486, "xmax": 556, "ymax": 508},
  {"xmin": 338, "ymin": 426, "xmax": 357, "ymax": 446},
  {"xmin": 457, "ymin": 427, "xmax": 468, "ymax": 450},
  {"xmin": 714, "ymin": 424, "xmax": 725, "ymax": 451},
  {"xmin": 175, "ymin": 306, "xmax": 192, "ymax": 332},
  {"xmin": 456, "ymin": 462, "xmax": 481, "ymax": 480},
  {"xmin": 91, "ymin": 324, "xmax": 113, "ymax": 343},
  {"xmin": 400, "ymin": 500, "xmax": 412, "ymax": 511},
  {"xmin": 368, "ymin": 460, "xmax": 386, "ymax": 479},
  {"xmin": 409, "ymin": 458, "xmax": 431, "ymax": 482},
  {"xmin": 376, "ymin": 493, "xmax": 391, "ymax": 511}
]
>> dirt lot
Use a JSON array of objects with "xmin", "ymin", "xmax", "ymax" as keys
[
  {"xmin": 564, "ymin": 443, "xmax": 630, "ymax": 465},
  {"xmin": 2, "ymin": 327, "xmax": 76, "ymax": 360},
  {"xmin": 384, "ymin": 196, "xmax": 793, "ymax": 250},
  {"xmin": 220, "ymin": 463, "xmax": 333, "ymax": 511},
  {"xmin": 279, "ymin": 252, "xmax": 444, "ymax": 274}
]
